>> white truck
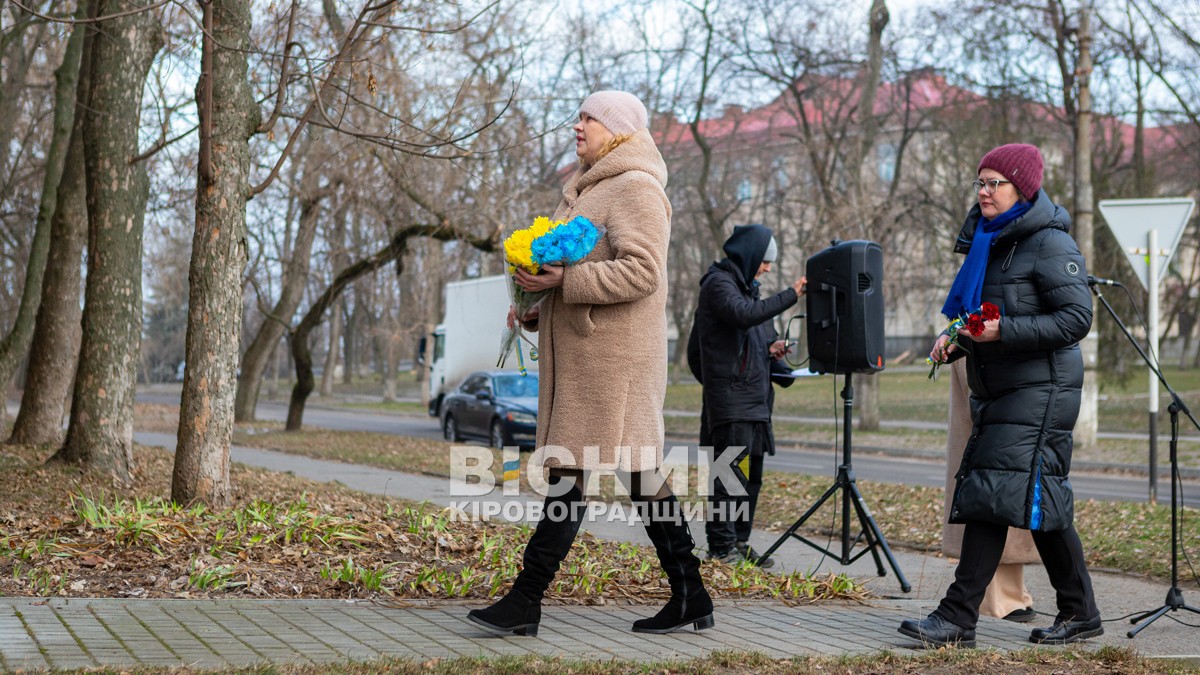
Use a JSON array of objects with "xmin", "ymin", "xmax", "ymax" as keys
[{"xmin": 425, "ymin": 275, "xmax": 538, "ymax": 416}]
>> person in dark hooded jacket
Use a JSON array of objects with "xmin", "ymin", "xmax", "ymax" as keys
[
  {"xmin": 687, "ymin": 316, "xmax": 796, "ymax": 567},
  {"xmin": 898, "ymin": 144, "xmax": 1102, "ymax": 649},
  {"xmin": 688, "ymin": 224, "xmax": 805, "ymax": 564}
]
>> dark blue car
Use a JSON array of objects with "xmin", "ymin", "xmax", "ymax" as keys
[{"xmin": 440, "ymin": 370, "xmax": 538, "ymax": 449}]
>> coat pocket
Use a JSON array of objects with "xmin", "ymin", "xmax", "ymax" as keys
[{"xmin": 568, "ymin": 303, "xmax": 596, "ymax": 337}]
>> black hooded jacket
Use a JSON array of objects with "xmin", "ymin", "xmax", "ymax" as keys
[
  {"xmin": 945, "ymin": 189, "xmax": 1093, "ymax": 532},
  {"xmin": 687, "ymin": 225, "xmax": 799, "ymax": 428}
]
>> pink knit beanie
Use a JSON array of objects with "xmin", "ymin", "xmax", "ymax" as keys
[
  {"xmin": 977, "ymin": 143, "xmax": 1044, "ymax": 200},
  {"xmin": 579, "ymin": 90, "xmax": 648, "ymax": 136}
]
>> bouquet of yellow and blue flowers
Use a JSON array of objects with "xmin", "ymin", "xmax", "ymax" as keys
[{"xmin": 498, "ymin": 215, "xmax": 604, "ymax": 372}]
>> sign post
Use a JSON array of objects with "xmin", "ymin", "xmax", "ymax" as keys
[{"xmin": 1098, "ymin": 198, "xmax": 1195, "ymax": 504}]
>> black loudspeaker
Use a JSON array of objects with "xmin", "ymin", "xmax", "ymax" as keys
[{"xmin": 806, "ymin": 240, "xmax": 885, "ymax": 374}]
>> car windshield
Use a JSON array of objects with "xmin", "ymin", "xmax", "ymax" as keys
[{"xmin": 493, "ymin": 374, "xmax": 538, "ymax": 398}]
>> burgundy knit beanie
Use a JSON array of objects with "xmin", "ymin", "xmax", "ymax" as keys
[
  {"xmin": 579, "ymin": 90, "xmax": 648, "ymax": 136},
  {"xmin": 977, "ymin": 143, "xmax": 1044, "ymax": 200}
]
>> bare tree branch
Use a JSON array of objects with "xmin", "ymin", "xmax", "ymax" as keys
[{"xmin": 7, "ymin": 0, "xmax": 170, "ymax": 23}]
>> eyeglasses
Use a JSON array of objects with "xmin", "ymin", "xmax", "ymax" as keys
[{"xmin": 972, "ymin": 178, "xmax": 1012, "ymax": 195}]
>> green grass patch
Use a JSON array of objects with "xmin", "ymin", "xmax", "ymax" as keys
[
  {"xmin": 664, "ymin": 415, "xmax": 948, "ymax": 453},
  {"xmin": 232, "ymin": 428, "xmax": 454, "ymax": 477},
  {"xmin": 342, "ymin": 400, "xmax": 429, "ymax": 415}
]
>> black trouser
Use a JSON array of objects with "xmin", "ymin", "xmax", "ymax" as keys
[
  {"xmin": 935, "ymin": 520, "xmax": 1099, "ymax": 629},
  {"xmin": 704, "ymin": 420, "xmax": 767, "ymax": 554}
]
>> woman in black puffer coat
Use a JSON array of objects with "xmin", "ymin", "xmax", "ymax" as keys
[{"xmin": 898, "ymin": 144, "xmax": 1102, "ymax": 649}]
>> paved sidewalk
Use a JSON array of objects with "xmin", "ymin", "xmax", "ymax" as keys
[
  {"xmin": 3, "ymin": 432, "xmax": 1190, "ymax": 671},
  {"xmin": 0, "ymin": 596, "xmax": 1092, "ymax": 671},
  {"xmin": 128, "ymin": 432, "xmax": 1200, "ymax": 661}
]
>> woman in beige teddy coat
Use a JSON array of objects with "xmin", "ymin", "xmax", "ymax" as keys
[{"xmin": 468, "ymin": 90, "xmax": 713, "ymax": 638}]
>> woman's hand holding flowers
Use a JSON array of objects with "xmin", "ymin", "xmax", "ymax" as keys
[
  {"xmin": 956, "ymin": 302, "xmax": 1001, "ymax": 343},
  {"xmin": 498, "ymin": 215, "xmax": 601, "ymax": 369},
  {"xmin": 959, "ymin": 318, "xmax": 1000, "ymax": 342},
  {"xmin": 515, "ymin": 264, "xmax": 564, "ymax": 292},
  {"xmin": 928, "ymin": 301, "xmax": 1001, "ymax": 377},
  {"xmin": 929, "ymin": 333, "xmax": 956, "ymax": 364},
  {"xmin": 507, "ymin": 304, "xmax": 539, "ymax": 329}
]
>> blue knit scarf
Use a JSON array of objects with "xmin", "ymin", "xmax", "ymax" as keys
[{"xmin": 940, "ymin": 200, "xmax": 1033, "ymax": 320}]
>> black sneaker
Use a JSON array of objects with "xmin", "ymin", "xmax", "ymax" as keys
[
  {"xmin": 736, "ymin": 541, "xmax": 776, "ymax": 568},
  {"xmin": 706, "ymin": 548, "xmax": 742, "ymax": 564}
]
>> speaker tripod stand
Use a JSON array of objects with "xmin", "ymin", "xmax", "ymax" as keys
[{"xmin": 754, "ymin": 374, "xmax": 911, "ymax": 592}]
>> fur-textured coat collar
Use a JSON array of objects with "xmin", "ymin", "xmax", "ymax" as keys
[{"xmin": 561, "ymin": 129, "xmax": 668, "ymax": 207}]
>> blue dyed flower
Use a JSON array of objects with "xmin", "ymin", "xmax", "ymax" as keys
[{"xmin": 530, "ymin": 216, "xmax": 602, "ymax": 267}]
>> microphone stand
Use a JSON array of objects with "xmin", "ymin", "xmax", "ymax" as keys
[{"xmin": 1091, "ymin": 283, "xmax": 1200, "ymax": 638}]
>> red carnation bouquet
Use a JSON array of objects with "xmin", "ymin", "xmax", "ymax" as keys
[{"xmin": 927, "ymin": 301, "xmax": 1000, "ymax": 380}]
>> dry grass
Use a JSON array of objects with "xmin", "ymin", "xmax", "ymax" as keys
[
  {"xmin": 42, "ymin": 645, "xmax": 1184, "ymax": 674},
  {"xmin": 0, "ymin": 442, "xmax": 863, "ymax": 604},
  {"xmin": 222, "ymin": 421, "xmax": 1200, "ymax": 582},
  {"xmin": 751, "ymin": 470, "xmax": 1200, "ymax": 583}
]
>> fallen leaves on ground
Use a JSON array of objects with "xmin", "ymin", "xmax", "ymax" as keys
[
  {"xmin": 0, "ymin": 443, "xmax": 864, "ymax": 605},
  {"xmin": 55, "ymin": 644, "xmax": 1173, "ymax": 674}
]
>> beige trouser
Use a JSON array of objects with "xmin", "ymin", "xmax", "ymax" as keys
[
  {"xmin": 944, "ymin": 359, "xmax": 1037, "ymax": 619},
  {"xmin": 979, "ymin": 562, "xmax": 1034, "ymax": 618}
]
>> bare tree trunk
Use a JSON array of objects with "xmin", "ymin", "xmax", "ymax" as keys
[
  {"xmin": 343, "ymin": 298, "xmax": 361, "ymax": 385},
  {"xmin": 0, "ymin": 6, "xmax": 86, "ymax": 399},
  {"xmin": 233, "ymin": 192, "xmax": 322, "ymax": 421},
  {"xmin": 270, "ymin": 336, "xmax": 285, "ymax": 399},
  {"xmin": 340, "ymin": 302, "xmax": 354, "ymax": 386},
  {"xmin": 319, "ymin": 304, "xmax": 341, "ymax": 397},
  {"xmin": 857, "ymin": 372, "xmax": 880, "ymax": 430},
  {"xmin": 7, "ymin": 4, "xmax": 90, "ymax": 446},
  {"xmin": 1073, "ymin": 5, "xmax": 1097, "ymax": 448},
  {"xmin": 172, "ymin": 0, "xmax": 259, "ymax": 507},
  {"xmin": 857, "ymin": 0, "xmax": 889, "ymax": 170},
  {"xmin": 265, "ymin": 339, "xmax": 281, "ymax": 400},
  {"xmin": 673, "ymin": 316, "xmax": 691, "ymax": 385},
  {"xmin": 381, "ymin": 288, "xmax": 398, "ymax": 402},
  {"xmin": 851, "ymin": 0, "xmax": 888, "ymax": 432},
  {"xmin": 1133, "ymin": 59, "xmax": 1148, "ymax": 196},
  {"xmin": 56, "ymin": 0, "xmax": 162, "ymax": 480}
]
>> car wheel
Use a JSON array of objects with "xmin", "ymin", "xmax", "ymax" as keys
[
  {"xmin": 443, "ymin": 414, "xmax": 460, "ymax": 442},
  {"xmin": 490, "ymin": 419, "xmax": 506, "ymax": 450}
]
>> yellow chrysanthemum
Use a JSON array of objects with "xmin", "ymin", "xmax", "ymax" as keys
[{"xmin": 504, "ymin": 217, "xmax": 562, "ymax": 274}]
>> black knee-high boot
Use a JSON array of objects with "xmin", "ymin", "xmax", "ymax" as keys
[
  {"xmin": 633, "ymin": 495, "xmax": 715, "ymax": 634},
  {"xmin": 467, "ymin": 481, "xmax": 584, "ymax": 636}
]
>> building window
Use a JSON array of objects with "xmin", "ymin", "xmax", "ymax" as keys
[
  {"xmin": 877, "ymin": 142, "xmax": 898, "ymax": 184},
  {"xmin": 737, "ymin": 178, "xmax": 753, "ymax": 201}
]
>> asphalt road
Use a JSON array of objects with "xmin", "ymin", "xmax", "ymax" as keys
[{"xmin": 136, "ymin": 392, "xmax": 1200, "ymax": 508}]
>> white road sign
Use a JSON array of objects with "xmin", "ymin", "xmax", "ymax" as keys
[{"xmin": 1098, "ymin": 198, "xmax": 1195, "ymax": 291}]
